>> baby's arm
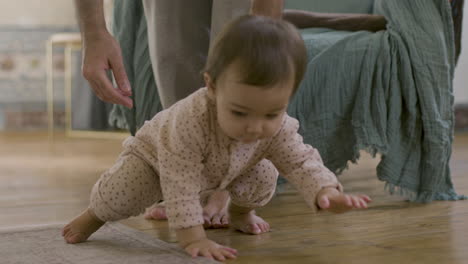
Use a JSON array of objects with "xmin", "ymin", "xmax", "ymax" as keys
[
  {"xmin": 316, "ymin": 187, "xmax": 371, "ymax": 213},
  {"xmin": 176, "ymin": 225, "xmax": 237, "ymax": 261},
  {"xmin": 267, "ymin": 116, "xmax": 371, "ymax": 213}
]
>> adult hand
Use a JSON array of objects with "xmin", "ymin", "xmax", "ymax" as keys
[{"xmin": 81, "ymin": 31, "xmax": 133, "ymax": 108}]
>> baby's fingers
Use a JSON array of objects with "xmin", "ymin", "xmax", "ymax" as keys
[
  {"xmin": 223, "ymin": 246, "xmax": 238, "ymax": 255},
  {"xmin": 200, "ymin": 249, "xmax": 214, "ymax": 260},
  {"xmin": 187, "ymin": 247, "xmax": 200, "ymax": 258},
  {"xmin": 360, "ymin": 195, "xmax": 372, "ymax": 203},
  {"xmin": 351, "ymin": 196, "xmax": 363, "ymax": 208},
  {"xmin": 349, "ymin": 195, "xmax": 369, "ymax": 209},
  {"xmin": 212, "ymin": 250, "xmax": 226, "ymax": 262},
  {"xmin": 343, "ymin": 194, "xmax": 353, "ymax": 207},
  {"xmin": 221, "ymin": 248, "xmax": 238, "ymax": 260},
  {"xmin": 359, "ymin": 198, "xmax": 368, "ymax": 208}
]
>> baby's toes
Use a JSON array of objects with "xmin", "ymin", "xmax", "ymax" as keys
[
  {"xmin": 61, "ymin": 225, "xmax": 70, "ymax": 237},
  {"xmin": 259, "ymin": 222, "xmax": 270, "ymax": 233},
  {"xmin": 64, "ymin": 231, "xmax": 84, "ymax": 244},
  {"xmin": 249, "ymin": 224, "xmax": 262, "ymax": 234},
  {"xmin": 148, "ymin": 207, "xmax": 167, "ymax": 220}
]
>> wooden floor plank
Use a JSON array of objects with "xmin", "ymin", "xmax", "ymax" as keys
[{"xmin": 1, "ymin": 132, "xmax": 467, "ymax": 263}]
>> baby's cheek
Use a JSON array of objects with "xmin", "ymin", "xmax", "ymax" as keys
[{"xmin": 268, "ymin": 121, "xmax": 283, "ymax": 137}]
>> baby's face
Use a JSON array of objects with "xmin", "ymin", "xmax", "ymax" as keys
[{"xmin": 206, "ymin": 64, "xmax": 294, "ymax": 144}]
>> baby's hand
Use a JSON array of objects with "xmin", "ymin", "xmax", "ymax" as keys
[
  {"xmin": 184, "ymin": 238, "xmax": 237, "ymax": 262},
  {"xmin": 317, "ymin": 187, "xmax": 371, "ymax": 213}
]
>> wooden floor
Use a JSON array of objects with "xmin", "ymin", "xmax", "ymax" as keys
[{"xmin": 1, "ymin": 132, "xmax": 468, "ymax": 264}]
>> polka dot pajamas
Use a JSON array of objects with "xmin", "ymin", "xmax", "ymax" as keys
[{"xmin": 89, "ymin": 88, "xmax": 342, "ymax": 230}]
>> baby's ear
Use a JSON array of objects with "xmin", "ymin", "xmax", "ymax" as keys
[{"xmin": 204, "ymin": 72, "xmax": 216, "ymax": 99}]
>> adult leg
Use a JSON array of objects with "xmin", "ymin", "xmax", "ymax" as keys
[
  {"xmin": 283, "ymin": 10, "xmax": 387, "ymax": 32},
  {"xmin": 210, "ymin": 0, "xmax": 250, "ymax": 46},
  {"xmin": 450, "ymin": 0, "xmax": 464, "ymax": 64},
  {"xmin": 142, "ymin": 0, "xmax": 249, "ymax": 227},
  {"xmin": 142, "ymin": 0, "xmax": 212, "ymax": 108}
]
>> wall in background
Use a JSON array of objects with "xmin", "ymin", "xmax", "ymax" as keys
[
  {"xmin": 0, "ymin": 1, "xmax": 118, "ymax": 131},
  {"xmin": 0, "ymin": 0, "xmax": 78, "ymax": 130},
  {"xmin": 0, "ymin": 1, "xmax": 466, "ymax": 130},
  {"xmin": 0, "ymin": 0, "xmax": 76, "ymax": 26}
]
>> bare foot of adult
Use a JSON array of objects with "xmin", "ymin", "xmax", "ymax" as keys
[
  {"xmin": 202, "ymin": 190, "xmax": 230, "ymax": 229},
  {"xmin": 230, "ymin": 210, "xmax": 270, "ymax": 235},
  {"xmin": 62, "ymin": 208, "xmax": 105, "ymax": 244},
  {"xmin": 144, "ymin": 191, "xmax": 230, "ymax": 229}
]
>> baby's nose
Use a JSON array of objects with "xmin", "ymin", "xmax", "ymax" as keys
[{"xmin": 246, "ymin": 122, "xmax": 262, "ymax": 135}]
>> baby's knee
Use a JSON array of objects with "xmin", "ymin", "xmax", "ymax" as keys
[
  {"xmin": 229, "ymin": 159, "xmax": 279, "ymax": 207},
  {"xmin": 90, "ymin": 155, "xmax": 162, "ymax": 221},
  {"xmin": 229, "ymin": 181, "xmax": 277, "ymax": 208}
]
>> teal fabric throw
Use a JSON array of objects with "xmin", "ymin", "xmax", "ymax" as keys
[
  {"xmin": 110, "ymin": 0, "xmax": 465, "ymax": 202},
  {"xmin": 290, "ymin": 0, "xmax": 466, "ymax": 202},
  {"xmin": 109, "ymin": 0, "xmax": 163, "ymax": 135}
]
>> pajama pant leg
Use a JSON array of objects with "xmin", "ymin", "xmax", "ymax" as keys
[
  {"xmin": 142, "ymin": 0, "xmax": 252, "ymax": 109},
  {"xmin": 227, "ymin": 159, "xmax": 279, "ymax": 208},
  {"xmin": 90, "ymin": 153, "xmax": 162, "ymax": 222}
]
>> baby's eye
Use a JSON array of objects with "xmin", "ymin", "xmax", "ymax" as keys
[
  {"xmin": 266, "ymin": 113, "xmax": 279, "ymax": 119},
  {"xmin": 231, "ymin": 110, "xmax": 247, "ymax": 117}
]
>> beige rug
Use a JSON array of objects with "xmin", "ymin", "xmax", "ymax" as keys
[{"xmin": 1, "ymin": 222, "xmax": 217, "ymax": 264}]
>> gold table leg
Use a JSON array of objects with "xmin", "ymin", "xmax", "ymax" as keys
[
  {"xmin": 46, "ymin": 36, "xmax": 128, "ymax": 140},
  {"xmin": 46, "ymin": 40, "xmax": 54, "ymax": 140}
]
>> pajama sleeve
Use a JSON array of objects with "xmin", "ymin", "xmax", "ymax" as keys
[
  {"xmin": 130, "ymin": 107, "xmax": 207, "ymax": 230},
  {"xmin": 266, "ymin": 116, "xmax": 343, "ymax": 212}
]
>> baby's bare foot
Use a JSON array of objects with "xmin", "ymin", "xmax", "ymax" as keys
[
  {"xmin": 144, "ymin": 202, "xmax": 167, "ymax": 220},
  {"xmin": 230, "ymin": 210, "xmax": 270, "ymax": 235},
  {"xmin": 202, "ymin": 190, "xmax": 230, "ymax": 229},
  {"xmin": 62, "ymin": 208, "xmax": 105, "ymax": 244}
]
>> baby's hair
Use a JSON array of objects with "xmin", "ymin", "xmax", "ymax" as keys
[{"xmin": 203, "ymin": 15, "xmax": 307, "ymax": 94}]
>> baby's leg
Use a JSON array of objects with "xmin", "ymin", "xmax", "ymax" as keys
[
  {"xmin": 61, "ymin": 207, "xmax": 104, "ymax": 244},
  {"xmin": 227, "ymin": 159, "xmax": 278, "ymax": 235},
  {"xmin": 62, "ymin": 153, "xmax": 162, "ymax": 243}
]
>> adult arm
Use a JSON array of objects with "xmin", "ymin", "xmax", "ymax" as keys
[
  {"xmin": 250, "ymin": 0, "xmax": 284, "ymax": 19},
  {"xmin": 283, "ymin": 10, "xmax": 387, "ymax": 32},
  {"xmin": 74, "ymin": 0, "xmax": 133, "ymax": 108}
]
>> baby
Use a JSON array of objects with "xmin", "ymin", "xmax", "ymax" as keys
[{"xmin": 62, "ymin": 15, "xmax": 370, "ymax": 261}]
